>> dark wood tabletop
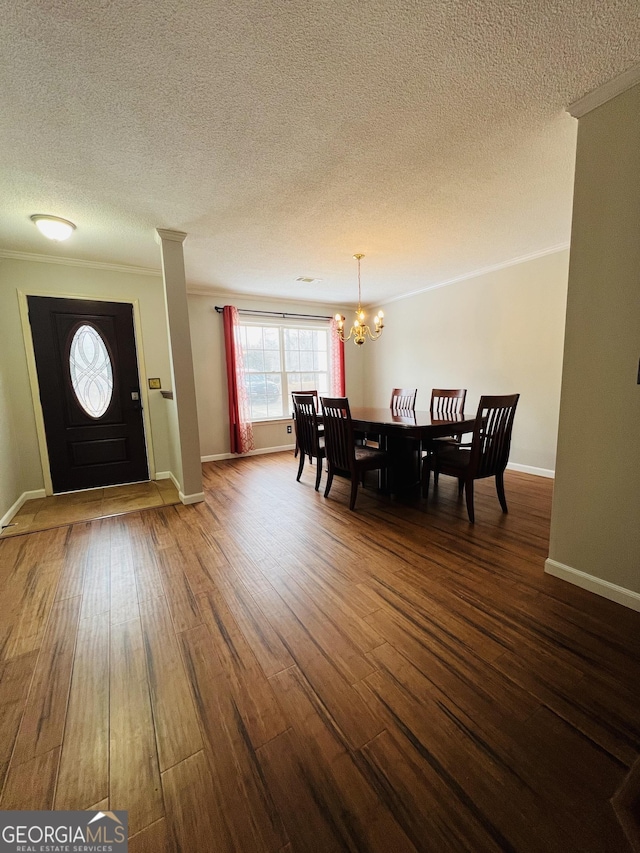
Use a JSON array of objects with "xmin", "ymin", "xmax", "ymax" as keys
[{"xmin": 348, "ymin": 407, "xmax": 477, "ymax": 440}]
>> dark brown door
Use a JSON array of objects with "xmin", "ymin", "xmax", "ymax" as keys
[{"xmin": 28, "ymin": 296, "xmax": 149, "ymax": 493}]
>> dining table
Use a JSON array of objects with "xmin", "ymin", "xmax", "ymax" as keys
[{"xmin": 348, "ymin": 407, "xmax": 478, "ymax": 495}]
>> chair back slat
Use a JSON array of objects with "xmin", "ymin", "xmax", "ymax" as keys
[
  {"xmin": 390, "ymin": 388, "xmax": 417, "ymax": 411},
  {"xmin": 470, "ymin": 394, "xmax": 520, "ymax": 478},
  {"xmin": 430, "ymin": 388, "xmax": 467, "ymax": 417}
]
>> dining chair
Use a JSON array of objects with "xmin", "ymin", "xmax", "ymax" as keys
[
  {"xmin": 430, "ymin": 388, "xmax": 466, "ymax": 417},
  {"xmin": 390, "ymin": 388, "xmax": 417, "ymax": 410},
  {"xmin": 292, "ymin": 393, "xmax": 325, "ymax": 491},
  {"xmin": 428, "ymin": 387, "xmax": 468, "ymax": 462},
  {"xmin": 320, "ymin": 396, "xmax": 389, "ymax": 510},
  {"xmin": 364, "ymin": 387, "xmax": 418, "ymax": 448},
  {"xmin": 422, "ymin": 393, "xmax": 520, "ymax": 523},
  {"xmin": 292, "ymin": 389, "xmax": 319, "ymax": 458}
]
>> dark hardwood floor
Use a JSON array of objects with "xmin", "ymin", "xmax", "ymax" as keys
[{"xmin": 1, "ymin": 453, "xmax": 639, "ymax": 852}]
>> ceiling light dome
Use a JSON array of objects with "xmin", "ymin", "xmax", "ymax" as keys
[{"xmin": 30, "ymin": 214, "xmax": 76, "ymax": 241}]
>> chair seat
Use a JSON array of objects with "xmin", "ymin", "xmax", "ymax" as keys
[
  {"xmin": 434, "ymin": 445, "xmax": 471, "ymax": 470},
  {"xmin": 355, "ymin": 446, "xmax": 387, "ymax": 464},
  {"xmin": 430, "ymin": 435, "xmax": 463, "ymax": 447}
]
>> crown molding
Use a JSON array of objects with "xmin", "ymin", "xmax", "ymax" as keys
[
  {"xmin": 2, "ymin": 244, "xmax": 571, "ymax": 308},
  {"xmin": 185, "ymin": 283, "xmax": 354, "ymax": 309},
  {"xmin": 155, "ymin": 228, "xmax": 187, "ymax": 244},
  {"xmin": 568, "ymin": 62, "xmax": 640, "ymax": 118},
  {"xmin": 0, "ymin": 249, "xmax": 161, "ymax": 277},
  {"xmin": 381, "ymin": 243, "xmax": 570, "ymax": 307}
]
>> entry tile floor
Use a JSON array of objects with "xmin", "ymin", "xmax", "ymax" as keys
[{"xmin": 0, "ymin": 480, "xmax": 180, "ymax": 538}]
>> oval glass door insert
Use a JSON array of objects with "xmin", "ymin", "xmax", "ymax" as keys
[{"xmin": 69, "ymin": 324, "xmax": 114, "ymax": 418}]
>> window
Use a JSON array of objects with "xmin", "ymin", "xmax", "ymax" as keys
[
  {"xmin": 69, "ymin": 324, "xmax": 114, "ymax": 418},
  {"xmin": 238, "ymin": 322, "xmax": 330, "ymax": 420}
]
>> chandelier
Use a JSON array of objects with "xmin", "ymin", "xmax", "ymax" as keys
[{"xmin": 334, "ymin": 253, "xmax": 384, "ymax": 346}]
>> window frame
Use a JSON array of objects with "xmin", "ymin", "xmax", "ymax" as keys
[{"xmin": 238, "ymin": 318, "xmax": 331, "ymax": 422}]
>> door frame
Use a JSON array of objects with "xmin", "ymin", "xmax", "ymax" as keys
[{"xmin": 18, "ymin": 290, "xmax": 157, "ymax": 495}]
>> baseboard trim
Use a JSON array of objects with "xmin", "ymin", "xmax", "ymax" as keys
[
  {"xmin": 156, "ymin": 470, "xmax": 198, "ymax": 503},
  {"xmin": 202, "ymin": 444, "xmax": 295, "ymax": 462},
  {"xmin": 179, "ymin": 491, "xmax": 205, "ymax": 505},
  {"xmin": 156, "ymin": 471, "xmax": 181, "ymax": 491},
  {"xmin": 200, "ymin": 451, "xmax": 552, "ymax": 474},
  {"xmin": 507, "ymin": 462, "xmax": 554, "ymax": 478},
  {"xmin": 545, "ymin": 558, "xmax": 640, "ymax": 613},
  {"xmin": 1, "ymin": 488, "xmax": 47, "ymax": 529}
]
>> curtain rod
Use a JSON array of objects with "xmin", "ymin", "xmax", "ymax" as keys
[{"xmin": 214, "ymin": 306, "xmax": 331, "ymax": 321}]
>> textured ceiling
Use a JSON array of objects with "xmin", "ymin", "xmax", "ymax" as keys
[{"xmin": 1, "ymin": 0, "xmax": 639, "ymax": 305}]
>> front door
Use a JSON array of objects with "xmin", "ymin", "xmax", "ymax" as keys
[{"xmin": 28, "ymin": 296, "xmax": 149, "ymax": 493}]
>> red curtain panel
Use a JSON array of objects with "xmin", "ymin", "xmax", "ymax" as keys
[{"xmin": 223, "ymin": 305, "xmax": 255, "ymax": 454}]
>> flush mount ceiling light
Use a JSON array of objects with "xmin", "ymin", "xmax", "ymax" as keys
[
  {"xmin": 30, "ymin": 214, "xmax": 76, "ymax": 241},
  {"xmin": 334, "ymin": 254, "xmax": 384, "ymax": 346}
]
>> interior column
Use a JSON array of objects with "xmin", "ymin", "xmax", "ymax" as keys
[{"xmin": 156, "ymin": 228, "xmax": 204, "ymax": 504}]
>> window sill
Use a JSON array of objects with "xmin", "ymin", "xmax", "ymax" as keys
[{"xmin": 252, "ymin": 417, "xmax": 292, "ymax": 425}]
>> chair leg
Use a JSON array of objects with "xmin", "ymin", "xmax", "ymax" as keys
[
  {"xmin": 458, "ymin": 478, "xmax": 464, "ymax": 496},
  {"xmin": 296, "ymin": 450, "xmax": 305, "ymax": 482},
  {"xmin": 349, "ymin": 477, "xmax": 359, "ymax": 511},
  {"xmin": 421, "ymin": 456, "xmax": 431, "ymax": 499},
  {"xmin": 324, "ymin": 466, "xmax": 334, "ymax": 498},
  {"xmin": 315, "ymin": 458, "xmax": 323, "ymax": 491},
  {"xmin": 464, "ymin": 478, "xmax": 475, "ymax": 523},
  {"xmin": 433, "ymin": 449, "xmax": 442, "ymax": 485},
  {"xmin": 496, "ymin": 471, "xmax": 508, "ymax": 513}
]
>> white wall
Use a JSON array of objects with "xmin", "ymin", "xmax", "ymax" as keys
[
  {"xmin": 0, "ymin": 257, "xmax": 174, "ymax": 518},
  {"xmin": 547, "ymin": 83, "xmax": 640, "ymax": 605},
  {"xmin": 361, "ymin": 250, "xmax": 570, "ymax": 474},
  {"xmin": 188, "ymin": 292, "xmax": 365, "ymax": 458}
]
